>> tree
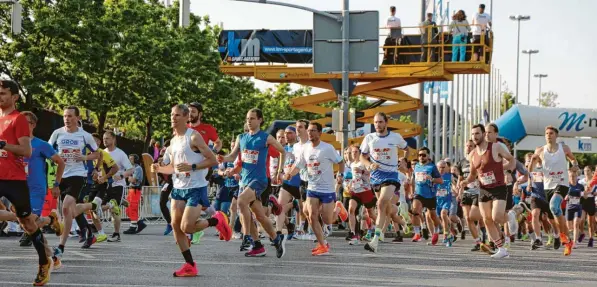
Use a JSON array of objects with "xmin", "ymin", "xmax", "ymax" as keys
[
  {"xmin": 538, "ymin": 91, "xmax": 559, "ymax": 107},
  {"xmin": 501, "ymin": 90, "xmax": 515, "ymax": 114}
]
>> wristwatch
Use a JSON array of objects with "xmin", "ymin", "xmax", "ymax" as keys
[
  {"xmin": 192, "ymin": 164, "xmax": 197, "ymax": 171},
  {"xmin": 0, "ymin": 140, "xmax": 6, "ymax": 149},
  {"xmin": 53, "ymin": 181, "xmax": 60, "ymax": 188}
]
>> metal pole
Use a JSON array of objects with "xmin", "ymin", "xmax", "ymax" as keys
[
  {"xmin": 180, "ymin": 0, "xmax": 190, "ymax": 27},
  {"xmin": 428, "ymin": 87, "xmax": 434, "ymax": 156},
  {"xmin": 464, "ymin": 75, "xmax": 469, "ymax": 142},
  {"xmin": 449, "ymin": 80, "xmax": 455, "ymax": 159},
  {"xmin": 527, "ymin": 54, "xmax": 532, "ymax": 105},
  {"xmin": 498, "ymin": 72, "xmax": 502, "ymax": 115},
  {"xmin": 515, "ymin": 20, "xmax": 521, "ymax": 104},
  {"xmin": 538, "ymin": 76, "xmax": 542, "ymax": 105},
  {"xmin": 435, "ymin": 87, "xmax": 441, "ymax": 162},
  {"xmin": 341, "ymin": 0, "xmax": 349, "ymax": 152},
  {"xmin": 442, "ymin": 93, "xmax": 448, "ymax": 159},
  {"xmin": 417, "ymin": 0, "xmax": 426, "ymax": 149},
  {"xmin": 455, "ymin": 76, "xmax": 460, "ymax": 160}
]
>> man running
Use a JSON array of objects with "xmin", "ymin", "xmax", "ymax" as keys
[
  {"xmin": 524, "ymin": 152, "xmax": 554, "ymax": 250},
  {"xmin": 359, "ymin": 112, "xmax": 408, "ymax": 253},
  {"xmin": 0, "ymin": 80, "xmax": 53, "ymax": 286},
  {"xmin": 459, "ymin": 124, "xmax": 515, "ymax": 258},
  {"xmin": 151, "ymin": 104, "xmax": 231, "ymax": 277},
  {"xmin": 19, "ymin": 111, "xmax": 64, "ymax": 247},
  {"xmin": 411, "ymin": 147, "xmax": 443, "ymax": 244},
  {"xmin": 346, "ymin": 144, "xmax": 376, "ymax": 245},
  {"xmin": 275, "ymin": 126, "xmax": 302, "ymax": 239},
  {"xmin": 188, "ymin": 102, "xmax": 221, "ymax": 152},
  {"xmin": 457, "ymin": 140, "xmax": 485, "ymax": 251},
  {"xmin": 435, "ymin": 160, "xmax": 454, "ymax": 246},
  {"xmin": 294, "ymin": 119, "xmax": 310, "ymax": 239},
  {"xmin": 218, "ymin": 108, "xmax": 286, "ymax": 258},
  {"xmin": 284, "ymin": 122, "xmax": 344, "ymax": 255},
  {"xmin": 529, "ymin": 126, "xmax": 578, "ymax": 256},
  {"xmin": 49, "ymin": 106, "xmax": 103, "ymax": 260}
]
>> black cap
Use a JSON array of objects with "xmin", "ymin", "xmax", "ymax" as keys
[
  {"xmin": 0, "ymin": 80, "xmax": 19, "ymax": 95},
  {"xmin": 188, "ymin": 102, "xmax": 203, "ymax": 112},
  {"xmin": 479, "ymin": 4, "xmax": 485, "ymax": 9},
  {"xmin": 390, "ymin": 6, "xmax": 396, "ymax": 10}
]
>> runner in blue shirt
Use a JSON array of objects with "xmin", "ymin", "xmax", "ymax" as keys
[
  {"xmin": 218, "ymin": 108, "xmax": 286, "ymax": 258},
  {"xmin": 435, "ymin": 160, "xmax": 453, "ymax": 247},
  {"xmin": 412, "ymin": 147, "xmax": 443, "ymax": 244},
  {"xmin": 20, "ymin": 111, "xmax": 64, "ymax": 246},
  {"xmin": 566, "ymin": 168, "xmax": 584, "ymax": 249}
]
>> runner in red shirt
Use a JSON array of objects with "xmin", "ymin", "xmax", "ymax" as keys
[
  {"xmin": 0, "ymin": 79, "xmax": 51, "ymax": 286},
  {"xmin": 188, "ymin": 102, "xmax": 222, "ymax": 152}
]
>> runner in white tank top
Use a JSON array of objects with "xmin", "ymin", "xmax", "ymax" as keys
[
  {"xmin": 151, "ymin": 104, "xmax": 231, "ymax": 277},
  {"xmin": 529, "ymin": 126, "xmax": 579, "ymax": 256}
]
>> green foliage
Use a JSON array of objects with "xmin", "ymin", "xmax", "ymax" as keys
[
  {"xmin": 501, "ymin": 90, "xmax": 515, "ymax": 114},
  {"xmin": 538, "ymin": 91, "xmax": 559, "ymax": 108}
]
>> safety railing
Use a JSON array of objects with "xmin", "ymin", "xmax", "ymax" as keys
[{"xmin": 379, "ymin": 24, "xmax": 492, "ymax": 66}]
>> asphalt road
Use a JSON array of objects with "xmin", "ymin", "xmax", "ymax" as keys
[{"xmin": 2, "ymin": 224, "xmax": 597, "ymax": 287}]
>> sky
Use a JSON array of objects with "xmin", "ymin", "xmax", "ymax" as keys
[{"xmin": 193, "ymin": 0, "xmax": 596, "ymax": 110}]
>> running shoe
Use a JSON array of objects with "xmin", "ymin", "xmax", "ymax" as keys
[
  {"xmin": 81, "ymin": 234, "xmax": 97, "ymax": 249},
  {"xmin": 404, "ymin": 225, "xmax": 412, "ymax": 236},
  {"xmin": 123, "ymin": 226, "xmax": 137, "ymax": 235},
  {"xmin": 546, "ymin": 235, "xmax": 554, "ymax": 248},
  {"xmin": 554, "ymin": 237, "xmax": 561, "ymax": 250},
  {"xmin": 490, "ymin": 247, "xmax": 509, "ymax": 258},
  {"xmin": 96, "ymin": 234, "xmax": 108, "ymax": 243},
  {"xmin": 364, "ymin": 238, "xmax": 378, "ymax": 253},
  {"xmin": 578, "ymin": 233, "xmax": 585, "ymax": 243},
  {"xmin": 107, "ymin": 233, "xmax": 121, "ymax": 242},
  {"xmin": 52, "ymin": 247, "xmax": 63, "ymax": 260},
  {"xmin": 431, "ymin": 233, "xmax": 439, "ymax": 246},
  {"xmin": 588, "ymin": 238, "xmax": 594, "ymax": 248},
  {"xmin": 531, "ymin": 239, "xmax": 542, "ymax": 250},
  {"xmin": 412, "ymin": 234, "xmax": 422, "ymax": 242},
  {"xmin": 240, "ymin": 238, "xmax": 252, "ymax": 251},
  {"xmin": 471, "ymin": 243, "xmax": 481, "ymax": 251},
  {"xmin": 245, "ymin": 246, "xmax": 266, "ymax": 257},
  {"xmin": 33, "ymin": 261, "xmax": 51, "ymax": 286},
  {"xmin": 233, "ymin": 232, "xmax": 242, "ymax": 240},
  {"xmin": 19, "ymin": 233, "xmax": 32, "ymax": 247},
  {"xmin": 136, "ymin": 219, "xmax": 147, "ymax": 234},
  {"xmin": 335, "ymin": 201, "xmax": 348, "ymax": 222},
  {"xmin": 52, "ymin": 256, "xmax": 62, "ymax": 270},
  {"xmin": 422, "ymin": 228, "xmax": 430, "ymax": 240},
  {"xmin": 480, "ymin": 243, "xmax": 496, "ymax": 255},
  {"xmin": 109, "ymin": 199, "xmax": 120, "ymax": 216},
  {"xmin": 78, "ymin": 229, "xmax": 87, "ymax": 243},
  {"xmin": 48, "ymin": 211, "xmax": 63, "ymax": 236},
  {"xmin": 503, "ymin": 241, "xmax": 511, "ymax": 249},
  {"xmin": 345, "ymin": 232, "xmax": 353, "ymax": 241},
  {"xmin": 269, "ymin": 195, "xmax": 283, "ymax": 216},
  {"xmin": 378, "ymin": 233, "xmax": 385, "ymax": 242},
  {"xmin": 173, "ymin": 262, "xmax": 198, "ymax": 277},
  {"xmin": 521, "ymin": 234, "xmax": 529, "ymax": 241},
  {"xmin": 392, "ymin": 234, "xmax": 403, "ymax": 243},
  {"xmin": 446, "ymin": 235, "xmax": 453, "ymax": 247},
  {"xmin": 274, "ymin": 233, "xmax": 286, "ymax": 258},
  {"xmin": 461, "ymin": 230, "xmax": 466, "ymax": 240},
  {"xmin": 164, "ymin": 224, "xmax": 173, "ymax": 236},
  {"xmin": 349, "ymin": 236, "xmax": 359, "ymax": 245},
  {"xmin": 191, "ymin": 231, "xmax": 204, "ymax": 245},
  {"xmin": 213, "ymin": 211, "xmax": 232, "ymax": 241},
  {"xmin": 507, "ymin": 210, "xmax": 518, "ymax": 234},
  {"xmin": 364, "ymin": 230, "xmax": 373, "ymax": 241},
  {"xmin": 564, "ymin": 241, "xmax": 573, "ymax": 256},
  {"xmin": 312, "ymin": 244, "xmax": 330, "ymax": 256}
]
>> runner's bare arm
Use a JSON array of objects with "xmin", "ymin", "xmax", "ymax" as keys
[
  {"xmin": 497, "ymin": 144, "xmax": 516, "ymax": 172},
  {"xmin": 190, "ymin": 132, "xmax": 217, "ymax": 170},
  {"xmin": 563, "ymin": 144, "xmax": 579, "ymax": 170},
  {"xmin": 153, "ymin": 149, "xmax": 174, "ymax": 174},
  {"xmin": 50, "ymin": 154, "xmax": 65, "ymax": 184},
  {"xmin": 221, "ymin": 135, "xmax": 241, "ymax": 163},
  {"xmin": 528, "ymin": 147, "xmax": 543, "ymax": 173},
  {"xmin": 267, "ymin": 135, "xmax": 285, "ymax": 176},
  {"xmin": 84, "ymin": 150, "xmax": 100, "ymax": 161},
  {"xmin": 1, "ymin": 136, "xmax": 31, "ymax": 157}
]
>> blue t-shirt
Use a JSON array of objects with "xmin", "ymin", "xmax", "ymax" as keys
[
  {"xmin": 414, "ymin": 162, "xmax": 441, "ymax": 198},
  {"xmin": 435, "ymin": 173, "xmax": 452, "ymax": 200},
  {"xmin": 283, "ymin": 144, "xmax": 301, "ymax": 187},
  {"xmin": 568, "ymin": 182, "xmax": 584, "ymax": 210},
  {"xmin": 223, "ymin": 162, "xmax": 239, "ymax": 188},
  {"xmin": 239, "ymin": 131, "xmax": 269, "ymax": 187},
  {"xmin": 26, "ymin": 137, "xmax": 57, "ymax": 194}
]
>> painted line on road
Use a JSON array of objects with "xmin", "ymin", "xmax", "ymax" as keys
[
  {"xmin": 69, "ymin": 251, "xmax": 96, "ymax": 259},
  {"xmin": 0, "ymin": 282, "xmax": 183, "ymax": 287}
]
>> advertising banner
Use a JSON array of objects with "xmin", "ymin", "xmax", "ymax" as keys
[
  {"xmin": 517, "ymin": 135, "xmax": 597, "ymax": 154},
  {"xmin": 218, "ymin": 30, "xmax": 313, "ymax": 64}
]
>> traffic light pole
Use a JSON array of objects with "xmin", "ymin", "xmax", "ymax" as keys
[{"xmin": 340, "ymin": 0, "xmax": 350, "ymax": 152}]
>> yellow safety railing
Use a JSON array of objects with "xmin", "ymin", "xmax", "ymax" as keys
[{"xmin": 379, "ymin": 24, "xmax": 492, "ymax": 66}]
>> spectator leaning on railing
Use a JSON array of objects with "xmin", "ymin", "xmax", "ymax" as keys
[
  {"xmin": 471, "ymin": 4, "xmax": 492, "ymax": 62},
  {"xmin": 385, "ymin": 6, "xmax": 402, "ymax": 64},
  {"xmin": 450, "ymin": 10, "xmax": 471, "ymax": 62},
  {"xmin": 420, "ymin": 12, "xmax": 438, "ymax": 62}
]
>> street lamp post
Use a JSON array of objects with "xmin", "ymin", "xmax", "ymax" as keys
[
  {"xmin": 534, "ymin": 74, "xmax": 548, "ymax": 105},
  {"xmin": 509, "ymin": 15, "xmax": 531, "ymax": 104},
  {"xmin": 522, "ymin": 49, "xmax": 539, "ymax": 105}
]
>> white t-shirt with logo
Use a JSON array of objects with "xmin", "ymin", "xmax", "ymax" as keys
[
  {"xmin": 106, "ymin": 147, "xmax": 133, "ymax": 187},
  {"xmin": 296, "ymin": 141, "xmax": 342, "ymax": 193},
  {"xmin": 48, "ymin": 127, "xmax": 98, "ymax": 178},
  {"xmin": 472, "ymin": 13, "xmax": 491, "ymax": 35},
  {"xmin": 360, "ymin": 132, "xmax": 407, "ymax": 185},
  {"xmin": 293, "ymin": 140, "xmax": 310, "ymax": 182}
]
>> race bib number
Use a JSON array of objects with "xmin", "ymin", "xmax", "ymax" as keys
[
  {"xmin": 352, "ymin": 178, "xmax": 364, "ymax": 192},
  {"xmin": 415, "ymin": 172, "xmax": 428, "ymax": 183},
  {"xmin": 546, "ymin": 172, "xmax": 564, "ymax": 183},
  {"xmin": 372, "ymin": 148, "xmax": 391, "ymax": 161},
  {"xmin": 436, "ymin": 188, "xmax": 448, "ymax": 197},
  {"xmin": 174, "ymin": 172, "xmax": 191, "ymax": 179},
  {"xmin": 0, "ymin": 149, "xmax": 7, "ymax": 158},
  {"xmin": 479, "ymin": 171, "xmax": 497, "ymax": 185},
  {"xmin": 242, "ymin": 149, "xmax": 259, "ymax": 164},
  {"xmin": 525, "ymin": 197, "xmax": 531, "ymax": 204},
  {"xmin": 60, "ymin": 148, "xmax": 81, "ymax": 163},
  {"xmin": 467, "ymin": 180, "xmax": 480, "ymax": 189},
  {"xmin": 569, "ymin": 196, "xmax": 580, "ymax": 205}
]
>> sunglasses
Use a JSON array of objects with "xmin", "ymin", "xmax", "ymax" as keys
[{"xmin": 418, "ymin": 154, "xmax": 427, "ymax": 157}]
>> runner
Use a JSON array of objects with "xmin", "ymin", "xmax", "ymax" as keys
[
  {"xmin": 529, "ymin": 125, "xmax": 578, "ymax": 256},
  {"xmin": 151, "ymin": 104, "xmax": 231, "ymax": 277},
  {"xmin": 346, "ymin": 144, "xmax": 376, "ymax": 245},
  {"xmin": 0, "ymin": 80, "xmax": 52, "ymax": 285},
  {"xmin": 457, "ymin": 140, "xmax": 484, "ymax": 251},
  {"xmin": 188, "ymin": 102, "xmax": 222, "ymax": 152},
  {"xmin": 284, "ymin": 122, "xmax": 344, "ymax": 255},
  {"xmin": 411, "ymin": 147, "xmax": 443, "ymax": 244},
  {"xmin": 18, "ymin": 111, "xmax": 64, "ymax": 247},
  {"xmin": 125, "ymin": 154, "xmax": 145, "ymax": 234},
  {"xmin": 275, "ymin": 126, "xmax": 302, "ymax": 239},
  {"xmin": 359, "ymin": 112, "xmax": 408, "ymax": 253},
  {"xmin": 459, "ymin": 124, "xmax": 516, "ymax": 258},
  {"xmin": 435, "ymin": 160, "xmax": 454, "ymax": 246},
  {"xmin": 49, "ymin": 106, "xmax": 103, "ymax": 260},
  {"xmin": 578, "ymin": 166, "xmax": 595, "ymax": 247},
  {"xmin": 217, "ymin": 108, "xmax": 286, "ymax": 258},
  {"xmin": 102, "ymin": 131, "xmax": 136, "ymax": 239},
  {"xmin": 221, "ymin": 140, "xmax": 241, "ymax": 239},
  {"xmin": 523, "ymin": 153, "xmax": 553, "ymax": 250},
  {"xmin": 566, "ymin": 168, "xmax": 583, "ymax": 249}
]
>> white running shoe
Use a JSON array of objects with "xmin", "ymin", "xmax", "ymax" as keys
[
  {"xmin": 507, "ymin": 210, "xmax": 518, "ymax": 235},
  {"xmin": 365, "ymin": 236, "xmax": 379, "ymax": 253},
  {"xmin": 490, "ymin": 247, "xmax": 509, "ymax": 258}
]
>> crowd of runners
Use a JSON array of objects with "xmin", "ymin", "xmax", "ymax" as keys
[{"xmin": 2, "ymin": 78, "xmax": 597, "ymax": 285}]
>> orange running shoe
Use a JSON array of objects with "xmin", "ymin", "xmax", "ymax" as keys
[
  {"xmin": 312, "ymin": 244, "xmax": 330, "ymax": 256},
  {"xmin": 564, "ymin": 241, "xmax": 573, "ymax": 256},
  {"xmin": 412, "ymin": 234, "xmax": 422, "ymax": 242},
  {"xmin": 560, "ymin": 232, "xmax": 570, "ymax": 244},
  {"xmin": 335, "ymin": 201, "xmax": 348, "ymax": 222}
]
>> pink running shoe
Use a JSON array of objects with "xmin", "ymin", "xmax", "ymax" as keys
[
  {"xmin": 173, "ymin": 262, "xmax": 198, "ymax": 277},
  {"xmin": 245, "ymin": 246, "xmax": 266, "ymax": 257},
  {"xmin": 214, "ymin": 211, "xmax": 232, "ymax": 241}
]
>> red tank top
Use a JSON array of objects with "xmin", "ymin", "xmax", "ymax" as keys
[{"xmin": 472, "ymin": 142, "xmax": 505, "ymax": 189}]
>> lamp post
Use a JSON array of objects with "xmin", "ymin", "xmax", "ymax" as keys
[
  {"xmin": 534, "ymin": 74, "xmax": 548, "ymax": 106},
  {"xmin": 509, "ymin": 15, "xmax": 531, "ymax": 104},
  {"xmin": 522, "ymin": 49, "xmax": 539, "ymax": 105}
]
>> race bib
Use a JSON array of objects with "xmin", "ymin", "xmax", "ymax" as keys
[
  {"xmin": 307, "ymin": 161, "xmax": 321, "ymax": 180},
  {"xmin": 532, "ymin": 172, "xmax": 544, "ymax": 183},
  {"xmin": 436, "ymin": 188, "xmax": 448, "ymax": 197},
  {"xmin": 467, "ymin": 180, "xmax": 480, "ymax": 189},
  {"xmin": 525, "ymin": 197, "xmax": 532, "ymax": 204},
  {"xmin": 174, "ymin": 172, "xmax": 191, "ymax": 179},
  {"xmin": 546, "ymin": 172, "xmax": 564, "ymax": 183},
  {"xmin": 415, "ymin": 172, "xmax": 428, "ymax": 183},
  {"xmin": 569, "ymin": 196, "xmax": 580, "ymax": 205},
  {"xmin": 479, "ymin": 171, "xmax": 497, "ymax": 185},
  {"xmin": 60, "ymin": 148, "xmax": 81, "ymax": 163},
  {"xmin": 242, "ymin": 149, "xmax": 259, "ymax": 164},
  {"xmin": 24, "ymin": 162, "xmax": 29, "ymax": 176},
  {"xmin": 0, "ymin": 149, "xmax": 7, "ymax": 158}
]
